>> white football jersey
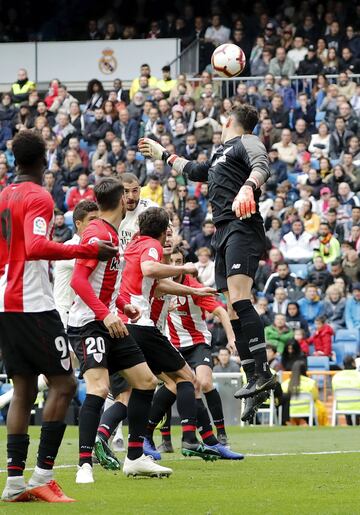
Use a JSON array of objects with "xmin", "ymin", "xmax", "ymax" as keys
[{"xmin": 118, "ymin": 198, "xmax": 158, "ymax": 247}]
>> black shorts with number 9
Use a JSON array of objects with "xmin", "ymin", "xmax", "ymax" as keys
[
  {"xmin": 73, "ymin": 320, "xmax": 146, "ymax": 376},
  {"xmin": 0, "ymin": 310, "xmax": 73, "ymax": 378}
]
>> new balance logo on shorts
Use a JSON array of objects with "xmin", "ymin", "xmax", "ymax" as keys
[
  {"xmin": 231, "ymin": 264, "xmax": 241, "ymax": 269},
  {"xmin": 203, "ymin": 357, "xmax": 210, "ymax": 362},
  {"xmin": 249, "ymin": 337, "xmax": 259, "ymax": 344}
]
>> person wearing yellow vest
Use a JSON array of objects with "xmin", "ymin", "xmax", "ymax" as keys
[
  {"xmin": 281, "ymin": 359, "xmax": 327, "ymax": 425},
  {"xmin": 332, "ymin": 355, "xmax": 360, "ymax": 425},
  {"xmin": 156, "ymin": 66, "xmax": 177, "ymax": 98},
  {"xmin": 11, "ymin": 68, "xmax": 36, "ymax": 106},
  {"xmin": 141, "ymin": 174, "xmax": 163, "ymax": 206},
  {"xmin": 129, "ymin": 64, "xmax": 158, "ymax": 100}
]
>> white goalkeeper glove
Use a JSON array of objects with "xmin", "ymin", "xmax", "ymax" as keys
[{"xmin": 138, "ymin": 137, "xmax": 166, "ymax": 161}]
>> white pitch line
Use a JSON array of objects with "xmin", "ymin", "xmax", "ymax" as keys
[{"xmin": 1, "ymin": 449, "xmax": 359, "ymax": 473}]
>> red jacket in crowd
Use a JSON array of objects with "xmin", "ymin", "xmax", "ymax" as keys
[
  {"xmin": 305, "ymin": 324, "xmax": 334, "ymax": 357},
  {"xmin": 67, "ymin": 186, "xmax": 95, "ymax": 211}
]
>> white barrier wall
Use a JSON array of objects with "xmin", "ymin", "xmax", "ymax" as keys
[{"xmin": 0, "ymin": 39, "xmax": 180, "ymax": 84}]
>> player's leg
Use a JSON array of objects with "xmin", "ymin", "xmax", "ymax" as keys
[
  {"xmin": 158, "ymin": 409, "xmax": 174, "ymax": 453},
  {"xmin": 2, "ymin": 375, "xmax": 38, "ymax": 502},
  {"xmin": 227, "ymin": 273, "xmax": 275, "ymax": 396},
  {"xmin": 121, "ymin": 362, "xmax": 172, "ymax": 477},
  {"xmin": 97, "ymin": 375, "xmax": 130, "ymax": 448}
]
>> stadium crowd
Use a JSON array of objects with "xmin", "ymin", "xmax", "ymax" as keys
[{"xmin": 1, "ymin": 3, "xmax": 360, "ymax": 377}]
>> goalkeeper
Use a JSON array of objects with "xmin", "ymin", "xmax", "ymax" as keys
[{"xmin": 139, "ymin": 104, "xmax": 276, "ymax": 420}]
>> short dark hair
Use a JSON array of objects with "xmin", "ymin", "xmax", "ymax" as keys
[
  {"xmin": 13, "ymin": 130, "xmax": 45, "ymax": 169},
  {"xmin": 73, "ymin": 200, "xmax": 98, "ymax": 225},
  {"xmin": 266, "ymin": 344, "xmax": 277, "ymax": 353},
  {"xmin": 148, "ymin": 174, "xmax": 160, "ymax": 182},
  {"xmin": 139, "ymin": 207, "xmax": 169, "ymax": 238},
  {"xmin": 171, "ymin": 245, "xmax": 186, "ymax": 259},
  {"xmin": 122, "ymin": 172, "xmax": 139, "ymax": 184},
  {"xmin": 315, "ymin": 315, "xmax": 327, "ymax": 324},
  {"xmin": 94, "ymin": 177, "xmax": 124, "ymax": 211},
  {"xmin": 219, "ymin": 347, "xmax": 230, "ymax": 354},
  {"xmin": 231, "ymin": 104, "xmax": 259, "ymax": 133},
  {"xmin": 202, "ymin": 220, "xmax": 214, "ymax": 227}
]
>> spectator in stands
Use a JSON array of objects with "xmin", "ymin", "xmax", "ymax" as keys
[
  {"xmin": 343, "ymin": 248, "xmax": 360, "ymax": 284},
  {"xmin": 204, "ymin": 14, "xmax": 230, "ymax": 47},
  {"xmin": 61, "ymin": 149, "xmax": 85, "ymax": 187},
  {"xmin": 264, "ymin": 262, "xmax": 296, "ymax": 302},
  {"xmin": 259, "ymin": 118, "xmax": 281, "ymax": 153},
  {"xmin": 297, "ymin": 44, "xmax": 323, "ymax": 75},
  {"xmin": 129, "ymin": 64, "xmax": 158, "ymax": 100},
  {"xmin": 84, "ymin": 79, "xmax": 106, "ymax": 112},
  {"xmin": 213, "ymin": 348, "xmax": 240, "ymax": 373},
  {"xmin": 265, "ymin": 313, "xmax": 294, "ymax": 354},
  {"xmin": 88, "ymin": 159, "xmax": 105, "ymax": 185},
  {"xmin": 49, "ymin": 85, "xmax": 77, "ymax": 115},
  {"xmin": 324, "ymin": 259, "xmax": 350, "ymax": 292},
  {"xmin": 90, "ymin": 139, "xmax": 108, "ymax": 171},
  {"xmin": 250, "ymin": 46, "xmax": 272, "ymax": 76},
  {"xmin": 266, "ymin": 344, "xmax": 281, "ymax": 372},
  {"xmin": 286, "ymin": 302, "xmax": 310, "ymax": 336},
  {"xmin": 52, "ymin": 112, "xmax": 76, "ymax": 149},
  {"xmin": 84, "ymin": 19, "xmax": 102, "ymax": 40},
  {"xmin": 323, "ymin": 284, "xmax": 346, "ymax": 331},
  {"xmin": 183, "ymin": 196, "xmax": 205, "ymax": 240},
  {"xmin": 281, "ymin": 340, "xmax": 305, "ymax": 371},
  {"xmin": 287, "ymin": 36, "xmax": 308, "ymax": 70},
  {"xmin": 141, "ymin": 174, "xmax": 163, "ymax": 205},
  {"xmin": 298, "ymin": 283, "xmax": 324, "ymax": 330},
  {"xmin": 157, "ymin": 65, "xmax": 177, "ymax": 98},
  {"xmin": 124, "ymin": 148, "xmax": 146, "ymax": 185},
  {"xmin": 266, "ymin": 218, "xmax": 282, "ymax": 246},
  {"xmin": 337, "ymin": 72, "xmax": 357, "ymax": 101},
  {"xmin": 84, "ymin": 107, "xmax": 112, "ymax": 147},
  {"xmin": 306, "ymin": 315, "xmax": 333, "ymax": 357},
  {"xmin": 113, "ymin": 108, "xmax": 139, "ymax": 147},
  {"xmin": 11, "ymin": 68, "xmax": 35, "ymax": 105},
  {"xmin": 269, "ymin": 94, "xmax": 289, "ymax": 129},
  {"xmin": 329, "ymin": 116, "xmax": 354, "ymax": 160},
  {"xmin": 345, "ymin": 283, "xmax": 360, "ymax": 330},
  {"xmin": 279, "ymin": 220, "xmax": 315, "ymax": 263},
  {"xmin": 194, "ymin": 247, "xmax": 215, "ymax": 287},
  {"xmin": 270, "ymin": 287, "xmax": 289, "ymax": 315},
  {"xmin": 52, "ymin": 212, "xmax": 72, "ymax": 243},
  {"xmin": 299, "ymin": 200, "xmax": 320, "ymax": 235},
  {"xmin": 107, "ymin": 138, "xmax": 125, "ymax": 170},
  {"xmin": 313, "ymin": 222, "xmax": 341, "ymax": 265},
  {"xmin": 269, "ymin": 47, "xmax": 296, "ymax": 77},
  {"xmin": 189, "ymin": 220, "xmax": 215, "ymax": 256},
  {"xmin": 273, "ymin": 128, "xmax": 298, "ymax": 167},
  {"xmin": 324, "ymin": 208, "xmax": 345, "ymax": 243},
  {"xmin": 308, "ymin": 122, "xmax": 330, "ymax": 158},
  {"xmin": 67, "ymin": 173, "xmax": 95, "ymax": 211}
]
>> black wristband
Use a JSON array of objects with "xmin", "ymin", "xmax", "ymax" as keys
[
  {"xmin": 161, "ymin": 150, "xmax": 171, "ymax": 163},
  {"xmin": 244, "ymin": 180, "xmax": 256, "ymax": 190}
]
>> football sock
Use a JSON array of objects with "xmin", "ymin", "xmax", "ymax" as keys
[
  {"xmin": 204, "ymin": 389, "xmax": 226, "ymax": 437},
  {"xmin": 7, "ymin": 434, "xmax": 29, "ymax": 477},
  {"xmin": 127, "ymin": 388, "xmax": 155, "ymax": 460},
  {"xmin": 232, "ymin": 300, "xmax": 270, "ymax": 377},
  {"xmin": 196, "ymin": 399, "xmax": 218, "ymax": 446},
  {"xmin": 231, "ymin": 319, "xmax": 256, "ymax": 380},
  {"xmin": 176, "ymin": 381, "xmax": 197, "ymax": 444},
  {"xmin": 79, "ymin": 394, "xmax": 105, "ymax": 466},
  {"xmin": 37, "ymin": 421, "xmax": 66, "ymax": 470},
  {"xmin": 97, "ymin": 402, "xmax": 127, "ymax": 442},
  {"xmin": 147, "ymin": 386, "xmax": 176, "ymax": 439},
  {"xmin": 160, "ymin": 409, "xmax": 173, "ymax": 442}
]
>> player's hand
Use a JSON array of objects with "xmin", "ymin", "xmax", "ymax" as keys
[
  {"xmin": 97, "ymin": 241, "xmax": 119, "ymax": 261},
  {"xmin": 232, "ymin": 185, "xmax": 256, "ymax": 220},
  {"xmin": 182, "ymin": 262, "xmax": 198, "ymax": 277},
  {"xmin": 138, "ymin": 138, "xmax": 165, "ymax": 160},
  {"xmin": 123, "ymin": 304, "xmax": 142, "ymax": 323},
  {"xmin": 226, "ymin": 340, "xmax": 237, "ymax": 355},
  {"xmin": 192, "ymin": 287, "xmax": 217, "ymax": 297},
  {"xmin": 104, "ymin": 313, "xmax": 129, "ymax": 338}
]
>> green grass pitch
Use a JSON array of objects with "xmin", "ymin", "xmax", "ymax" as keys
[{"xmin": 0, "ymin": 425, "xmax": 360, "ymax": 514}]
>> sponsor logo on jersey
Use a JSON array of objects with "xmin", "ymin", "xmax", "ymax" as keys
[
  {"xmin": 33, "ymin": 216, "xmax": 47, "ymax": 236},
  {"xmin": 109, "ymin": 256, "xmax": 122, "ymax": 271},
  {"xmin": 212, "ymin": 146, "xmax": 233, "ymax": 167}
]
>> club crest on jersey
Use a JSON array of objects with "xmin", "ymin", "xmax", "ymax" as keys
[
  {"xmin": 94, "ymin": 353, "xmax": 103, "ymax": 363},
  {"xmin": 88, "ymin": 236, "xmax": 100, "ymax": 244},
  {"xmin": 33, "ymin": 216, "xmax": 47, "ymax": 236},
  {"xmin": 148, "ymin": 247, "xmax": 159, "ymax": 260},
  {"xmin": 61, "ymin": 357, "xmax": 71, "ymax": 371}
]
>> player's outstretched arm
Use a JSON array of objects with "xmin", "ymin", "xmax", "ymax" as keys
[
  {"xmin": 138, "ymin": 137, "xmax": 210, "ymax": 182},
  {"xmin": 141, "ymin": 260, "xmax": 198, "ymax": 280},
  {"xmin": 155, "ymin": 278, "xmax": 216, "ymax": 298}
]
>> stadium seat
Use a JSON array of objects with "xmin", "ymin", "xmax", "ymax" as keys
[
  {"xmin": 315, "ymin": 111, "xmax": 326, "ymax": 127},
  {"xmin": 307, "ymin": 356, "xmax": 330, "ymax": 370},
  {"xmin": 289, "ymin": 392, "xmax": 316, "ymax": 426},
  {"xmin": 334, "ymin": 329, "xmax": 359, "ymax": 344},
  {"xmin": 331, "ymin": 388, "xmax": 360, "ymax": 426},
  {"xmin": 0, "ymin": 383, "xmax": 12, "ymax": 395}
]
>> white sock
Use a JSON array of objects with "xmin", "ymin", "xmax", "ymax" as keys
[
  {"xmin": 7, "ymin": 476, "xmax": 25, "ymax": 488},
  {"xmin": 29, "ymin": 466, "xmax": 53, "ymax": 486}
]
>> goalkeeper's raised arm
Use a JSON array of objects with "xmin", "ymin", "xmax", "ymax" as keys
[{"xmin": 138, "ymin": 137, "xmax": 210, "ymax": 182}]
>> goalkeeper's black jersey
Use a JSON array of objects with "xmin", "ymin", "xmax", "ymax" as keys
[{"xmin": 183, "ymin": 134, "xmax": 270, "ymax": 225}]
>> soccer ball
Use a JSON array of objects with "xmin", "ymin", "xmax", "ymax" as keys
[{"xmin": 211, "ymin": 44, "xmax": 246, "ymax": 78}]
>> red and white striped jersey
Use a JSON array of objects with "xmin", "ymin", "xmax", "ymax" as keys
[
  {"xmin": 167, "ymin": 275, "xmax": 221, "ymax": 349},
  {"xmin": 119, "ymin": 235, "xmax": 163, "ymax": 326},
  {"xmin": 151, "ymin": 295, "xmax": 172, "ymax": 333},
  {"xmin": 68, "ymin": 219, "xmax": 123, "ymax": 327}
]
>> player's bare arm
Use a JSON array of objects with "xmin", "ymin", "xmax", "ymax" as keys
[
  {"xmin": 141, "ymin": 260, "xmax": 198, "ymax": 280},
  {"xmin": 155, "ymin": 278, "xmax": 216, "ymax": 298}
]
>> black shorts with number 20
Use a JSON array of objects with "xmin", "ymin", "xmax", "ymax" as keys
[
  {"xmin": 0, "ymin": 310, "xmax": 73, "ymax": 378},
  {"xmin": 73, "ymin": 320, "xmax": 146, "ymax": 376},
  {"xmin": 212, "ymin": 217, "xmax": 266, "ymax": 292}
]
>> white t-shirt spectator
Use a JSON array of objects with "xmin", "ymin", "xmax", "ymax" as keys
[{"xmin": 204, "ymin": 25, "xmax": 231, "ymax": 46}]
